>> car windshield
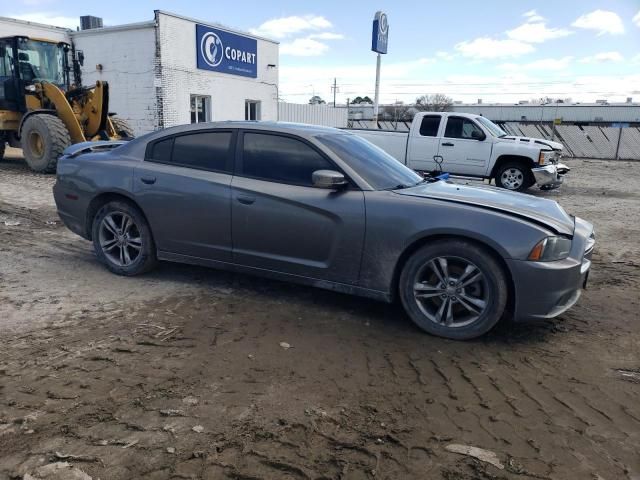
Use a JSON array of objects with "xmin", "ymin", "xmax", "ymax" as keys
[
  {"xmin": 317, "ymin": 133, "xmax": 423, "ymax": 190},
  {"xmin": 476, "ymin": 116, "xmax": 507, "ymax": 137},
  {"xmin": 16, "ymin": 38, "xmax": 67, "ymax": 87}
]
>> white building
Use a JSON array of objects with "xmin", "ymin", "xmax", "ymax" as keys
[{"xmin": 0, "ymin": 11, "xmax": 279, "ymax": 135}]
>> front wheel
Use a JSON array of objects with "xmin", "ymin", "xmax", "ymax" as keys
[
  {"xmin": 399, "ymin": 240, "xmax": 508, "ymax": 340},
  {"xmin": 494, "ymin": 162, "xmax": 534, "ymax": 191},
  {"xmin": 92, "ymin": 200, "xmax": 157, "ymax": 276},
  {"xmin": 21, "ymin": 114, "xmax": 71, "ymax": 173}
]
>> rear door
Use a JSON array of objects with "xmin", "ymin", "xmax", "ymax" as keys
[
  {"xmin": 231, "ymin": 131, "xmax": 365, "ymax": 284},
  {"xmin": 133, "ymin": 130, "xmax": 235, "ymax": 261},
  {"xmin": 439, "ymin": 116, "xmax": 493, "ymax": 176},
  {"xmin": 406, "ymin": 114, "xmax": 443, "ymax": 172}
]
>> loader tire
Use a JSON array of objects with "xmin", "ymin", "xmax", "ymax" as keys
[
  {"xmin": 110, "ymin": 116, "xmax": 135, "ymax": 139},
  {"xmin": 0, "ymin": 136, "xmax": 5, "ymax": 162},
  {"xmin": 21, "ymin": 114, "xmax": 71, "ymax": 173}
]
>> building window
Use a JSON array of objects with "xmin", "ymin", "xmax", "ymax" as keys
[
  {"xmin": 245, "ymin": 100, "xmax": 261, "ymax": 121},
  {"xmin": 191, "ymin": 95, "xmax": 211, "ymax": 124}
]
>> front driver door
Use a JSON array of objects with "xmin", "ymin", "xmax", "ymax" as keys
[
  {"xmin": 231, "ymin": 131, "xmax": 365, "ymax": 284},
  {"xmin": 439, "ymin": 116, "xmax": 493, "ymax": 176}
]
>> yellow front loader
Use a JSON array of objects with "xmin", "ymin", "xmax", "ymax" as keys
[{"xmin": 0, "ymin": 36, "xmax": 133, "ymax": 173}]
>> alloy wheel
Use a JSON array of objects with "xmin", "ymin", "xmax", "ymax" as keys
[
  {"xmin": 501, "ymin": 167, "xmax": 524, "ymax": 190},
  {"xmin": 413, "ymin": 256, "xmax": 489, "ymax": 328},
  {"xmin": 98, "ymin": 212, "xmax": 143, "ymax": 267}
]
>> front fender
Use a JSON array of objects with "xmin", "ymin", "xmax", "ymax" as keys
[{"xmin": 359, "ymin": 190, "xmax": 552, "ymax": 293}]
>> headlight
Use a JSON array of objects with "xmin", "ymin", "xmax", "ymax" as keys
[
  {"xmin": 528, "ymin": 236, "xmax": 572, "ymax": 261},
  {"xmin": 538, "ymin": 150, "xmax": 554, "ymax": 165}
]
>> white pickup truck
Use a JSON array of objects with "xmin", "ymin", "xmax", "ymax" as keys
[{"xmin": 351, "ymin": 112, "xmax": 569, "ymax": 191}]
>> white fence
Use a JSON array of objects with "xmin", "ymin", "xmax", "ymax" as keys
[{"xmin": 278, "ymin": 103, "xmax": 348, "ymax": 128}]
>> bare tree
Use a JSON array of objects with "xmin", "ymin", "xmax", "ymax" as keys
[{"xmin": 415, "ymin": 94, "xmax": 454, "ymax": 112}]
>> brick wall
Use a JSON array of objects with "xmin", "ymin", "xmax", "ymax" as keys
[
  {"xmin": 72, "ymin": 24, "xmax": 158, "ymax": 135},
  {"xmin": 156, "ymin": 12, "xmax": 279, "ymax": 127}
]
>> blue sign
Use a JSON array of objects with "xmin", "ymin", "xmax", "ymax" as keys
[
  {"xmin": 196, "ymin": 24, "xmax": 257, "ymax": 78},
  {"xmin": 371, "ymin": 11, "xmax": 389, "ymax": 54}
]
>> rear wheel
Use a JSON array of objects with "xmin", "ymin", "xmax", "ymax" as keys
[
  {"xmin": 399, "ymin": 240, "xmax": 508, "ymax": 340},
  {"xmin": 109, "ymin": 116, "xmax": 135, "ymax": 139},
  {"xmin": 21, "ymin": 114, "xmax": 71, "ymax": 173},
  {"xmin": 92, "ymin": 200, "xmax": 157, "ymax": 276}
]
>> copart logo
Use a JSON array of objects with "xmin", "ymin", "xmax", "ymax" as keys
[{"xmin": 201, "ymin": 32, "xmax": 224, "ymax": 68}]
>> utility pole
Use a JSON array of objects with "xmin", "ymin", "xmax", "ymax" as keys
[{"xmin": 331, "ymin": 78, "xmax": 338, "ymax": 107}]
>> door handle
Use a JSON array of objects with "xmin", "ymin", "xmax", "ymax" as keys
[
  {"xmin": 237, "ymin": 195, "xmax": 255, "ymax": 205},
  {"xmin": 441, "ymin": 142, "xmax": 454, "ymax": 147},
  {"xmin": 140, "ymin": 176, "xmax": 156, "ymax": 185}
]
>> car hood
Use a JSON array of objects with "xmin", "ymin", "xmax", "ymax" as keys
[
  {"xmin": 498, "ymin": 136, "xmax": 564, "ymax": 151},
  {"xmin": 397, "ymin": 181, "xmax": 575, "ymax": 235}
]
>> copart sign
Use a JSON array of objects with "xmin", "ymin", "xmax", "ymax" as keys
[{"xmin": 196, "ymin": 24, "xmax": 257, "ymax": 78}]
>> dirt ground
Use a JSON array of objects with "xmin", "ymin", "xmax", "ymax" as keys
[{"xmin": 1, "ymin": 146, "xmax": 639, "ymax": 480}]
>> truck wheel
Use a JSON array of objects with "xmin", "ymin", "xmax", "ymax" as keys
[
  {"xmin": 494, "ymin": 161, "xmax": 534, "ymax": 191},
  {"xmin": 92, "ymin": 200, "xmax": 157, "ymax": 276},
  {"xmin": 109, "ymin": 116, "xmax": 135, "ymax": 139},
  {"xmin": 21, "ymin": 114, "xmax": 71, "ymax": 173},
  {"xmin": 399, "ymin": 240, "xmax": 508, "ymax": 340}
]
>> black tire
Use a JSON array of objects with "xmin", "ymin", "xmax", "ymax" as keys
[
  {"xmin": 494, "ymin": 161, "xmax": 535, "ymax": 192},
  {"xmin": 0, "ymin": 137, "xmax": 5, "ymax": 162},
  {"xmin": 399, "ymin": 240, "xmax": 508, "ymax": 340},
  {"xmin": 110, "ymin": 116, "xmax": 135, "ymax": 139},
  {"xmin": 21, "ymin": 114, "xmax": 71, "ymax": 173},
  {"xmin": 91, "ymin": 200, "xmax": 157, "ymax": 276}
]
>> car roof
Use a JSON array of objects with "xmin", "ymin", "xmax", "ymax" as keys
[{"xmin": 117, "ymin": 121, "xmax": 349, "ymax": 159}]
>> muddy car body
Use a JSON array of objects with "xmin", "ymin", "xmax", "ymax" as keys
[{"xmin": 53, "ymin": 122, "xmax": 594, "ymax": 339}]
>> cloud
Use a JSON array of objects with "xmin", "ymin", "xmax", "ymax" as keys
[
  {"xmin": 507, "ymin": 22, "xmax": 572, "ymax": 43},
  {"xmin": 523, "ymin": 10, "xmax": 545, "ymax": 23},
  {"xmin": 9, "ymin": 12, "xmax": 78, "ymax": 29},
  {"xmin": 251, "ymin": 15, "xmax": 332, "ymax": 39},
  {"xmin": 572, "ymin": 10, "xmax": 624, "ymax": 35},
  {"xmin": 436, "ymin": 51, "xmax": 455, "ymax": 61},
  {"xmin": 580, "ymin": 51, "xmax": 624, "ymax": 63},
  {"xmin": 280, "ymin": 38, "xmax": 329, "ymax": 57},
  {"xmin": 455, "ymin": 37, "xmax": 535, "ymax": 59},
  {"xmin": 307, "ymin": 32, "xmax": 344, "ymax": 40},
  {"xmin": 633, "ymin": 11, "xmax": 640, "ymax": 27},
  {"xmin": 499, "ymin": 57, "xmax": 573, "ymax": 71}
]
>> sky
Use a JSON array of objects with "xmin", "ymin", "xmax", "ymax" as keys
[{"xmin": 3, "ymin": 0, "xmax": 640, "ymax": 105}]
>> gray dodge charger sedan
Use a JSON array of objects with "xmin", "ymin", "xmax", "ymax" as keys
[{"xmin": 53, "ymin": 122, "xmax": 594, "ymax": 340}]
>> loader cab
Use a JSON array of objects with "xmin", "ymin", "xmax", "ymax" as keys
[{"xmin": 0, "ymin": 36, "xmax": 71, "ymax": 111}]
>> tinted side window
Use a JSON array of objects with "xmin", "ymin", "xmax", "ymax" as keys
[
  {"xmin": 444, "ymin": 117, "xmax": 483, "ymax": 139},
  {"xmin": 149, "ymin": 138, "xmax": 173, "ymax": 163},
  {"xmin": 419, "ymin": 115, "xmax": 441, "ymax": 137},
  {"xmin": 242, "ymin": 133, "xmax": 333, "ymax": 186},
  {"xmin": 171, "ymin": 132, "xmax": 233, "ymax": 172}
]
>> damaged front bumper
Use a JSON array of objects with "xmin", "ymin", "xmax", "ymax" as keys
[{"xmin": 532, "ymin": 163, "xmax": 570, "ymax": 190}]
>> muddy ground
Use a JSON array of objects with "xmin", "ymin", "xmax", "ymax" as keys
[{"xmin": 0, "ymin": 147, "xmax": 639, "ymax": 480}]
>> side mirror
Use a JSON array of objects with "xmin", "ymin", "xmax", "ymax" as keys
[
  {"xmin": 77, "ymin": 50, "xmax": 85, "ymax": 67},
  {"xmin": 312, "ymin": 170, "xmax": 348, "ymax": 189},
  {"xmin": 471, "ymin": 130, "xmax": 485, "ymax": 141}
]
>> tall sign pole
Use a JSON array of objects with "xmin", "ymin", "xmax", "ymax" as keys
[{"xmin": 371, "ymin": 11, "xmax": 389, "ymax": 123}]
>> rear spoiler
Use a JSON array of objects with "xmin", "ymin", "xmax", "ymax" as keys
[{"xmin": 63, "ymin": 140, "xmax": 129, "ymax": 158}]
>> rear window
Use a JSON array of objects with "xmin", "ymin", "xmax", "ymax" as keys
[
  {"xmin": 148, "ymin": 138, "xmax": 173, "ymax": 163},
  {"xmin": 146, "ymin": 131, "xmax": 233, "ymax": 173},
  {"xmin": 419, "ymin": 115, "xmax": 441, "ymax": 137}
]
